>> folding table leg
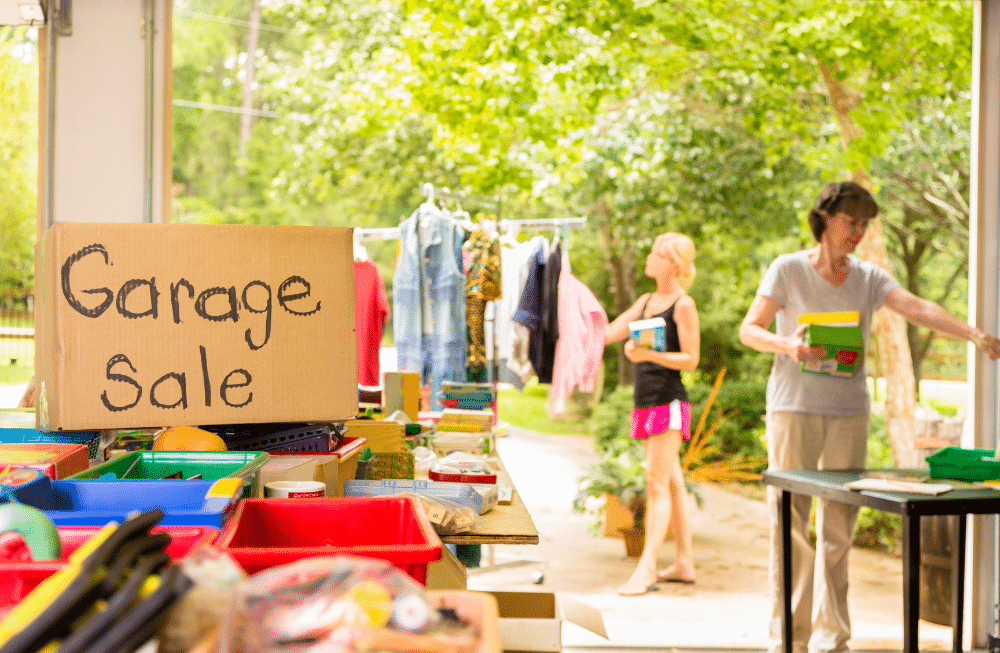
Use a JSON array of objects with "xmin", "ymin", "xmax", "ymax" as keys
[
  {"xmin": 780, "ymin": 489, "xmax": 793, "ymax": 653},
  {"xmin": 952, "ymin": 514, "xmax": 967, "ymax": 653},
  {"xmin": 903, "ymin": 515, "xmax": 920, "ymax": 653}
]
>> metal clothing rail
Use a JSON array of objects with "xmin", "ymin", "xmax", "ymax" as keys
[
  {"xmin": 354, "ymin": 226, "xmax": 401, "ymax": 241},
  {"xmin": 498, "ymin": 216, "xmax": 587, "ymax": 231},
  {"xmin": 353, "ymin": 184, "xmax": 506, "ymax": 242},
  {"xmin": 420, "ymin": 183, "xmax": 499, "ymax": 212}
]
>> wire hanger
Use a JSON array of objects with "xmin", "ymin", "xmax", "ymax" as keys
[
  {"xmin": 353, "ymin": 237, "xmax": 369, "ymax": 261},
  {"xmin": 421, "ymin": 182, "xmax": 436, "ymax": 207}
]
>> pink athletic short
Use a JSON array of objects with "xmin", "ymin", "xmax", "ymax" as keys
[{"xmin": 630, "ymin": 400, "xmax": 692, "ymax": 440}]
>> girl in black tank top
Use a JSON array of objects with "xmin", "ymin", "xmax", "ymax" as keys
[
  {"xmin": 634, "ymin": 297, "xmax": 688, "ymax": 408},
  {"xmin": 601, "ymin": 232, "xmax": 700, "ymax": 595}
]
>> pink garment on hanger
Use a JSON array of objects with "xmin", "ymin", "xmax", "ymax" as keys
[
  {"xmin": 355, "ymin": 259, "xmax": 390, "ymax": 386},
  {"xmin": 550, "ymin": 252, "xmax": 608, "ymax": 415}
]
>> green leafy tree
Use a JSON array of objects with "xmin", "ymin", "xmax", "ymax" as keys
[
  {"xmin": 169, "ymin": 1, "xmax": 975, "ymax": 464},
  {"xmin": 0, "ymin": 27, "xmax": 38, "ymax": 304}
]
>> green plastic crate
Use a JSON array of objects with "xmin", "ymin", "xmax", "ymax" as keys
[
  {"xmin": 926, "ymin": 446, "xmax": 1000, "ymax": 481},
  {"xmin": 66, "ymin": 450, "xmax": 269, "ymax": 497}
]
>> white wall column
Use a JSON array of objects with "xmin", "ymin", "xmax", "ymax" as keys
[
  {"xmin": 39, "ymin": 0, "xmax": 171, "ymax": 229},
  {"xmin": 969, "ymin": 0, "xmax": 1000, "ymax": 646}
]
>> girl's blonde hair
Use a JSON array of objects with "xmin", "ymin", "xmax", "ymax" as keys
[{"xmin": 654, "ymin": 232, "xmax": 696, "ymax": 289}]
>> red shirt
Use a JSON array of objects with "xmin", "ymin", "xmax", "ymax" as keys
[{"xmin": 355, "ymin": 259, "xmax": 389, "ymax": 386}]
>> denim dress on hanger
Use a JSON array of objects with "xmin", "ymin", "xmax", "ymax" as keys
[{"xmin": 393, "ymin": 203, "xmax": 467, "ymax": 410}]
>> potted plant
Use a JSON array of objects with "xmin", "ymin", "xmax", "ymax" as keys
[{"xmin": 573, "ymin": 445, "xmax": 648, "ymax": 557}]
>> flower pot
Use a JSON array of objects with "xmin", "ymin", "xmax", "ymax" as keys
[
  {"xmin": 603, "ymin": 494, "xmax": 635, "ymax": 538},
  {"xmin": 618, "ymin": 525, "xmax": 645, "ymax": 558}
]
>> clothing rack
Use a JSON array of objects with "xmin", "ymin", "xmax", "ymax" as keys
[
  {"xmin": 354, "ymin": 226, "xmax": 401, "ymax": 241},
  {"xmin": 421, "ymin": 183, "xmax": 500, "ymax": 212},
  {"xmin": 498, "ymin": 216, "xmax": 587, "ymax": 231}
]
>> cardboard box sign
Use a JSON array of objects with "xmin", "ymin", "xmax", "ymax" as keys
[{"xmin": 35, "ymin": 223, "xmax": 358, "ymax": 431}]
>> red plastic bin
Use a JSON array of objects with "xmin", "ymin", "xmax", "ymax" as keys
[
  {"xmin": 214, "ymin": 497, "xmax": 442, "ymax": 583},
  {"xmin": 0, "ymin": 525, "xmax": 218, "ymax": 611}
]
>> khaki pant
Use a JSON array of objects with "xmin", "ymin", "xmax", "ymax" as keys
[{"xmin": 766, "ymin": 411, "xmax": 869, "ymax": 653}]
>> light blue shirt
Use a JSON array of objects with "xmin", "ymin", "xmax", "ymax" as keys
[{"xmin": 393, "ymin": 203, "xmax": 467, "ymax": 410}]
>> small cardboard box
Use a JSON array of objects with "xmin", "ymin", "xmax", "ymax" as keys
[
  {"xmin": 629, "ymin": 317, "xmax": 666, "ymax": 352},
  {"xmin": 343, "ymin": 420, "xmax": 406, "ymax": 454},
  {"xmin": 431, "ymin": 432, "xmax": 497, "ymax": 457},
  {"xmin": 487, "ymin": 591, "xmax": 607, "ymax": 652},
  {"xmin": 256, "ymin": 452, "xmax": 343, "ymax": 497},
  {"xmin": 801, "ymin": 324, "xmax": 864, "ymax": 377},
  {"xmin": 425, "ymin": 543, "xmax": 468, "ymax": 590},
  {"xmin": 34, "ymin": 223, "xmax": 357, "ymax": 431},
  {"xmin": 384, "ymin": 371, "xmax": 420, "ymax": 422},
  {"xmin": 0, "ymin": 443, "xmax": 90, "ymax": 480}
]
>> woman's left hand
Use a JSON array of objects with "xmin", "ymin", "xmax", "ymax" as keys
[{"xmin": 623, "ymin": 340, "xmax": 651, "ymax": 363}]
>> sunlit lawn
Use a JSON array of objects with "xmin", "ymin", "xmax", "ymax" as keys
[
  {"xmin": 0, "ymin": 365, "xmax": 32, "ymax": 386},
  {"xmin": 497, "ymin": 380, "xmax": 591, "ymax": 436}
]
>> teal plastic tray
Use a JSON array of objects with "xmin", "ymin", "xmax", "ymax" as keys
[
  {"xmin": 926, "ymin": 446, "xmax": 1000, "ymax": 481},
  {"xmin": 66, "ymin": 450, "xmax": 269, "ymax": 497}
]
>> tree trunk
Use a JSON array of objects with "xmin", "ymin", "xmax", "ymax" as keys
[
  {"xmin": 596, "ymin": 202, "xmax": 638, "ymax": 386},
  {"xmin": 819, "ymin": 60, "xmax": 917, "ymax": 467},
  {"xmin": 238, "ymin": 0, "xmax": 262, "ymax": 174}
]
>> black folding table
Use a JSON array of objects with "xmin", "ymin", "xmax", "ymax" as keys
[{"xmin": 762, "ymin": 468, "xmax": 1000, "ymax": 653}]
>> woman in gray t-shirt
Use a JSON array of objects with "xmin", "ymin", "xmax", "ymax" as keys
[{"xmin": 739, "ymin": 180, "xmax": 1000, "ymax": 653}]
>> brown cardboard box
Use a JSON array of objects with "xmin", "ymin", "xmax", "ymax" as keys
[
  {"xmin": 257, "ymin": 453, "xmax": 344, "ymax": 497},
  {"xmin": 383, "ymin": 371, "xmax": 420, "ymax": 421},
  {"xmin": 425, "ymin": 543, "xmax": 468, "ymax": 590},
  {"xmin": 343, "ymin": 420, "xmax": 406, "ymax": 453},
  {"xmin": 34, "ymin": 223, "xmax": 357, "ymax": 431},
  {"xmin": 487, "ymin": 591, "xmax": 607, "ymax": 652}
]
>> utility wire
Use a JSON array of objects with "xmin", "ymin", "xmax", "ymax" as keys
[
  {"xmin": 172, "ymin": 98, "xmax": 281, "ymax": 119},
  {"xmin": 174, "ymin": 8, "xmax": 296, "ymax": 35}
]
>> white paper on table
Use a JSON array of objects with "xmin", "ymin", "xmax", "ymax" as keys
[{"xmin": 844, "ymin": 478, "xmax": 953, "ymax": 495}]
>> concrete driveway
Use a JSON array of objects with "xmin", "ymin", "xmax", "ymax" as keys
[{"xmin": 468, "ymin": 426, "xmax": 955, "ymax": 651}]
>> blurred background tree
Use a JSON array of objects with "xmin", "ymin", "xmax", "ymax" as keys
[{"xmin": 0, "ymin": 1, "xmax": 976, "ymax": 466}]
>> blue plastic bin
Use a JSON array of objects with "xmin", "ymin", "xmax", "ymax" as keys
[{"xmin": 44, "ymin": 478, "xmax": 243, "ymax": 527}]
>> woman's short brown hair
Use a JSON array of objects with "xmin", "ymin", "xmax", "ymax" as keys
[{"xmin": 807, "ymin": 181, "xmax": 879, "ymax": 241}]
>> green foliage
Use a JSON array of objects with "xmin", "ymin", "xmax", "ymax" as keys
[
  {"xmin": 854, "ymin": 409, "xmax": 902, "ymax": 553},
  {"xmin": 496, "ymin": 382, "xmax": 591, "ymax": 436},
  {"xmin": 686, "ymin": 377, "xmax": 768, "ymax": 464},
  {"xmin": 0, "ymin": 362, "xmax": 33, "ymax": 386},
  {"xmin": 588, "ymin": 385, "xmax": 636, "ymax": 455},
  {"xmin": 574, "ymin": 384, "xmax": 648, "ymax": 528},
  {"xmin": 165, "ymin": 0, "xmax": 976, "ymax": 416},
  {"xmin": 571, "ymin": 447, "xmax": 648, "ymax": 528},
  {"xmin": 0, "ymin": 27, "xmax": 37, "ymax": 302},
  {"xmin": 925, "ymin": 398, "xmax": 960, "ymax": 419}
]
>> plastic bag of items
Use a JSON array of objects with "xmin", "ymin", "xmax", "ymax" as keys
[
  {"xmin": 159, "ymin": 545, "xmax": 247, "ymax": 653},
  {"xmin": 218, "ymin": 555, "xmax": 482, "ymax": 653},
  {"xmin": 397, "ymin": 492, "xmax": 479, "ymax": 535},
  {"xmin": 411, "ymin": 446, "xmax": 438, "ymax": 475}
]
